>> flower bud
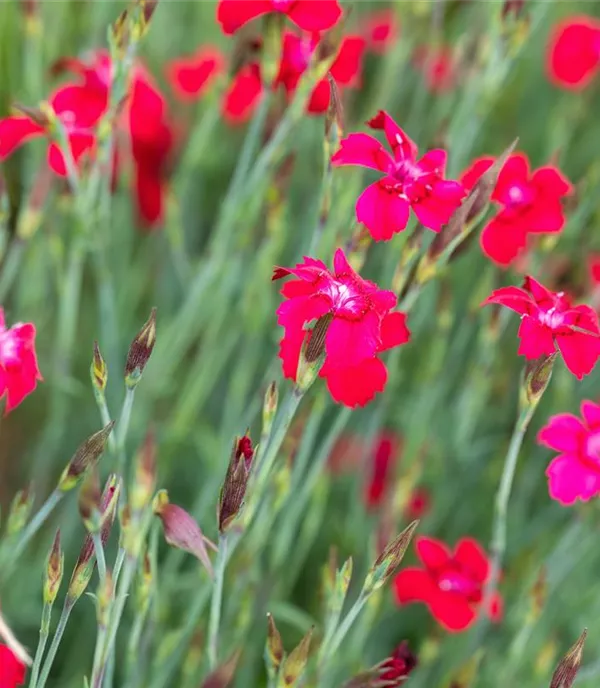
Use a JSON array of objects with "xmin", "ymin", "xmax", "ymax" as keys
[
  {"xmin": 265, "ymin": 613, "xmax": 284, "ymax": 679},
  {"xmin": 262, "ymin": 382, "xmax": 278, "ymax": 438},
  {"xmin": 325, "ymin": 74, "xmax": 344, "ymax": 147},
  {"xmin": 550, "ymin": 629, "xmax": 587, "ymax": 688},
  {"xmin": 6, "ymin": 486, "xmax": 34, "ymax": 537},
  {"xmin": 124, "ymin": 308, "xmax": 157, "ymax": 388},
  {"xmin": 131, "ymin": 428, "xmax": 157, "ymax": 513},
  {"xmin": 91, "ymin": 341, "xmax": 108, "ymax": 394},
  {"xmin": 363, "ymin": 520, "xmax": 419, "ymax": 595},
  {"xmin": 201, "ymin": 649, "xmax": 241, "ymax": 688},
  {"xmin": 57, "ymin": 422, "xmax": 115, "ymax": 492},
  {"xmin": 44, "ymin": 529, "xmax": 64, "ymax": 605},
  {"xmin": 154, "ymin": 490, "xmax": 214, "ymax": 577},
  {"xmin": 280, "ymin": 627, "xmax": 314, "ymax": 686},
  {"xmin": 521, "ymin": 353, "xmax": 556, "ymax": 413},
  {"xmin": 217, "ymin": 434, "xmax": 255, "ymax": 533},
  {"xmin": 296, "ymin": 315, "xmax": 332, "ymax": 392},
  {"xmin": 328, "ymin": 557, "xmax": 353, "ymax": 618}
]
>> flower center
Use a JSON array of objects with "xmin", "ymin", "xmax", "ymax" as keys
[
  {"xmin": 436, "ymin": 569, "xmax": 479, "ymax": 597},
  {"xmin": 0, "ymin": 330, "xmax": 21, "ymax": 368},
  {"xmin": 505, "ymin": 183, "xmax": 533, "ymax": 208},
  {"xmin": 319, "ymin": 275, "xmax": 369, "ymax": 319},
  {"xmin": 537, "ymin": 306, "xmax": 566, "ymax": 330}
]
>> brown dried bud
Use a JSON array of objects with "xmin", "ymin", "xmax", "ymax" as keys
[
  {"xmin": 57, "ymin": 422, "xmax": 115, "ymax": 492},
  {"xmin": 201, "ymin": 649, "xmax": 241, "ymax": 688},
  {"xmin": 550, "ymin": 629, "xmax": 587, "ymax": 688},
  {"xmin": 265, "ymin": 613, "xmax": 284, "ymax": 679},
  {"xmin": 218, "ymin": 434, "xmax": 255, "ymax": 533},
  {"xmin": 281, "ymin": 627, "xmax": 314, "ymax": 686},
  {"xmin": 521, "ymin": 353, "xmax": 557, "ymax": 413},
  {"xmin": 325, "ymin": 73, "xmax": 344, "ymax": 143},
  {"xmin": 131, "ymin": 428, "xmax": 157, "ymax": 513},
  {"xmin": 125, "ymin": 307, "xmax": 157, "ymax": 388},
  {"xmin": 154, "ymin": 490, "xmax": 214, "ymax": 577},
  {"xmin": 44, "ymin": 530, "xmax": 64, "ymax": 605},
  {"xmin": 91, "ymin": 341, "xmax": 108, "ymax": 394},
  {"xmin": 363, "ymin": 520, "xmax": 419, "ymax": 595},
  {"xmin": 6, "ymin": 486, "xmax": 34, "ymax": 537},
  {"xmin": 296, "ymin": 315, "xmax": 332, "ymax": 391}
]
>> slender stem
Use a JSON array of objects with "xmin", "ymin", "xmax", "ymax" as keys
[
  {"xmin": 94, "ymin": 390, "xmax": 116, "ymax": 455},
  {"xmin": 113, "ymin": 548, "xmax": 126, "ymax": 585},
  {"xmin": 90, "ymin": 616, "xmax": 109, "ymax": 688},
  {"xmin": 37, "ymin": 600, "xmax": 74, "ymax": 688},
  {"xmin": 208, "ymin": 535, "xmax": 229, "ymax": 670},
  {"xmin": 93, "ymin": 533, "xmax": 107, "ymax": 585},
  {"xmin": 321, "ymin": 591, "xmax": 367, "ymax": 668},
  {"xmin": 116, "ymin": 387, "xmax": 136, "ymax": 479},
  {"xmin": 125, "ymin": 605, "xmax": 149, "ymax": 687},
  {"xmin": 29, "ymin": 602, "xmax": 52, "ymax": 688}
]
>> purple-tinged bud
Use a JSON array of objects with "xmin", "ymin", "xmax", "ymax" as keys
[
  {"xmin": 550, "ymin": 629, "xmax": 587, "ymax": 688},
  {"xmin": 363, "ymin": 520, "xmax": 419, "ymax": 595},
  {"xmin": 57, "ymin": 422, "xmax": 115, "ymax": 492},
  {"xmin": 201, "ymin": 649, "xmax": 241, "ymax": 688},
  {"xmin": 125, "ymin": 308, "xmax": 157, "ymax": 388},
  {"xmin": 521, "ymin": 353, "xmax": 556, "ymax": 413},
  {"xmin": 44, "ymin": 530, "xmax": 64, "ymax": 605},
  {"xmin": 217, "ymin": 434, "xmax": 255, "ymax": 533}
]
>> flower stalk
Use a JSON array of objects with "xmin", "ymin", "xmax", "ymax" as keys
[{"xmin": 208, "ymin": 534, "xmax": 230, "ymax": 669}]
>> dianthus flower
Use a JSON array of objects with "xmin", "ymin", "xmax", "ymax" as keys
[
  {"xmin": 166, "ymin": 46, "xmax": 225, "ymax": 101},
  {"xmin": 394, "ymin": 536, "xmax": 502, "ymax": 632},
  {"xmin": 538, "ymin": 401, "xmax": 600, "ymax": 505},
  {"xmin": 361, "ymin": 10, "xmax": 399, "ymax": 54},
  {"xmin": 378, "ymin": 641, "xmax": 418, "ymax": 685},
  {"xmin": 461, "ymin": 153, "xmax": 573, "ymax": 266},
  {"xmin": 413, "ymin": 45, "xmax": 456, "ymax": 92},
  {"xmin": 0, "ymin": 644, "xmax": 26, "ymax": 688},
  {"xmin": 222, "ymin": 62, "xmax": 264, "ymax": 124},
  {"xmin": 365, "ymin": 431, "xmax": 401, "ymax": 509},
  {"xmin": 217, "ymin": 0, "xmax": 342, "ymax": 35},
  {"xmin": 331, "ymin": 110, "xmax": 465, "ymax": 240},
  {"xmin": 483, "ymin": 276, "xmax": 600, "ymax": 379},
  {"xmin": 547, "ymin": 16, "xmax": 600, "ymax": 90},
  {"xmin": 0, "ymin": 308, "xmax": 42, "ymax": 414},
  {"xmin": 273, "ymin": 249, "xmax": 410, "ymax": 407}
]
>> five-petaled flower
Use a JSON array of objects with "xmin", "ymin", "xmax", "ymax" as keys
[
  {"xmin": 483, "ymin": 276, "xmax": 600, "ymax": 379},
  {"xmin": 0, "ymin": 644, "xmax": 26, "ymax": 687},
  {"xmin": 547, "ymin": 15, "xmax": 600, "ymax": 90},
  {"xmin": 538, "ymin": 400, "xmax": 600, "ymax": 506},
  {"xmin": 394, "ymin": 536, "xmax": 503, "ymax": 632},
  {"xmin": 0, "ymin": 308, "xmax": 42, "ymax": 414},
  {"xmin": 331, "ymin": 110, "xmax": 465, "ymax": 241},
  {"xmin": 216, "ymin": 0, "xmax": 342, "ymax": 35},
  {"xmin": 461, "ymin": 153, "xmax": 573, "ymax": 267},
  {"xmin": 273, "ymin": 249, "xmax": 411, "ymax": 407},
  {"xmin": 166, "ymin": 46, "xmax": 225, "ymax": 102}
]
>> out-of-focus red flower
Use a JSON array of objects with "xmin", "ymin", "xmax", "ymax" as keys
[
  {"xmin": 405, "ymin": 487, "xmax": 431, "ymax": 520},
  {"xmin": 273, "ymin": 249, "xmax": 411, "ymax": 407},
  {"xmin": 332, "ymin": 110, "xmax": 465, "ymax": 240},
  {"xmin": 413, "ymin": 45, "xmax": 456, "ymax": 92},
  {"xmin": 483, "ymin": 276, "xmax": 600, "ymax": 379},
  {"xmin": 0, "ymin": 644, "xmax": 26, "ymax": 687},
  {"xmin": 276, "ymin": 31, "xmax": 366, "ymax": 114},
  {"xmin": 361, "ymin": 9, "xmax": 399, "ymax": 54},
  {"xmin": 547, "ymin": 16, "xmax": 600, "ymax": 90},
  {"xmin": 538, "ymin": 400, "xmax": 600, "ymax": 506},
  {"xmin": 166, "ymin": 46, "xmax": 225, "ymax": 101},
  {"xmin": 379, "ymin": 641, "xmax": 418, "ymax": 685},
  {"xmin": 216, "ymin": 0, "xmax": 342, "ymax": 36},
  {"xmin": 0, "ymin": 308, "xmax": 42, "ymax": 414},
  {"xmin": 222, "ymin": 62, "xmax": 264, "ymax": 124},
  {"xmin": 365, "ymin": 431, "xmax": 401, "ymax": 509},
  {"xmin": 589, "ymin": 254, "xmax": 600, "ymax": 287},
  {"xmin": 460, "ymin": 153, "xmax": 573, "ymax": 267},
  {"xmin": 394, "ymin": 536, "xmax": 503, "ymax": 632}
]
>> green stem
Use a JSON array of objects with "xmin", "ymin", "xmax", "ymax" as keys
[
  {"xmin": 124, "ymin": 604, "xmax": 149, "ymax": 688},
  {"xmin": 29, "ymin": 602, "xmax": 52, "ymax": 688},
  {"xmin": 116, "ymin": 387, "xmax": 136, "ymax": 481},
  {"xmin": 208, "ymin": 535, "xmax": 229, "ymax": 670},
  {"xmin": 113, "ymin": 548, "xmax": 126, "ymax": 586},
  {"xmin": 320, "ymin": 590, "xmax": 367, "ymax": 673},
  {"xmin": 94, "ymin": 390, "xmax": 116, "ymax": 455},
  {"xmin": 36, "ymin": 599, "xmax": 74, "ymax": 688},
  {"xmin": 93, "ymin": 533, "xmax": 107, "ymax": 585}
]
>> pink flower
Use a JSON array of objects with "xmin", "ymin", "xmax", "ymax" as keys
[
  {"xmin": 0, "ymin": 644, "xmax": 26, "ymax": 688},
  {"xmin": 166, "ymin": 46, "xmax": 225, "ymax": 101},
  {"xmin": 273, "ymin": 249, "xmax": 410, "ymax": 407},
  {"xmin": 216, "ymin": 0, "xmax": 342, "ymax": 35},
  {"xmin": 222, "ymin": 63, "xmax": 264, "ymax": 125},
  {"xmin": 483, "ymin": 276, "xmax": 600, "ymax": 379},
  {"xmin": 394, "ymin": 536, "xmax": 503, "ymax": 632},
  {"xmin": 0, "ymin": 309, "xmax": 42, "ymax": 414},
  {"xmin": 413, "ymin": 45, "xmax": 456, "ymax": 92},
  {"xmin": 331, "ymin": 110, "xmax": 465, "ymax": 240},
  {"xmin": 538, "ymin": 401, "xmax": 600, "ymax": 505},
  {"xmin": 547, "ymin": 16, "xmax": 600, "ymax": 90},
  {"xmin": 361, "ymin": 10, "xmax": 399, "ymax": 54},
  {"xmin": 460, "ymin": 153, "xmax": 573, "ymax": 267},
  {"xmin": 276, "ymin": 31, "xmax": 366, "ymax": 114}
]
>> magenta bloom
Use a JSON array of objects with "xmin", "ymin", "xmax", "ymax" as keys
[
  {"xmin": 273, "ymin": 249, "xmax": 410, "ymax": 407},
  {"xmin": 483, "ymin": 276, "xmax": 600, "ymax": 380},
  {"xmin": 331, "ymin": 110, "xmax": 465, "ymax": 241},
  {"xmin": 0, "ymin": 309, "xmax": 42, "ymax": 413},
  {"xmin": 547, "ymin": 16, "xmax": 600, "ymax": 90},
  {"xmin": 538, "ymin": 401, "xmax": 600, "ymax": 505}
]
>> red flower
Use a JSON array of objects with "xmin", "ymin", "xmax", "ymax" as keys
[
  {"xmin": 379, "ymin": 641, "xmax": 418, "ymax": 685},
  {"xmin": 0, "ymin": 308, "xmax": 42, "ymax": 414},
  {"xmin": 0, "ymin": 644, "xmax": 26, "ymax": 687},
  {"xmin": 538, "ymin": 401, "xmax": 600, "ymax": 506},
  {"xmin": 361, "ymin": 9, "xmax": 399, "ymax": 54},
  {"xmin": 332, "ymin": 110, "xmax": 465, "ymax": 240},
  {"xmin": 365, "ymin": 431, "xmax": 401, "ymax": 509},
  {"xmin": 276, "ymin": 31, "xmax": 366, "ymax": 114},
  {"xmin": 394, "ymin": 536, "xmax": 503, "ymax": 632},
  {"xmin": 217, "ymin": 0, "xmax": 342, "ymax": 35},
  {"xmin": 460, "ymin": 153, "xmax": 573, "ymax": 267},
  {"xmin": 273, "ymin": 249, "xmax": 410, "ymax": 407},
  {"xmin": 413, "ymin": 45, "xmax": 456, "ymax": 92},
  {"xmin": 222, "ymin": 62, "xmax": 264, "ymax": 124},
  {"xmin": 166, "ymin": 46, "xmax": 225, "ymax": 102},
  {"xmin": 547, "ymin": 16, "xmax": 600, "ymax": 90},
  {"xmin": 483, "ymin": 276, "xmax": 600, "ymax": 379},
  {"xmin": 405, "ymin": 487, "xmax": 431, "ymax": 520},
  {"xmin": 589, "ymin": 254, "xmax": 600, "ymax": 287}
]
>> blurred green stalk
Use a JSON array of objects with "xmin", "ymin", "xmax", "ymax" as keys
[
  {"xmin": 29, "ymin": 601, "xmax": 52, "ymax": 688},
  {"xmin": 207, "ymin": 534, "xmax": 230, "ymax": 669}
]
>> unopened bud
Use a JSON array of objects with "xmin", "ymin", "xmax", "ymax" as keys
[
  {"xmin": 78, "ymin": 468, "xmax": 102, "ymax": 533},
  {"xmin": 201, "ymin": 649, "xmax": 241, "ymax": 688},
  {"xmin": 265, "ymin": 614, "xmax": 284, "ymax": 679},
  {"xmin": 521, "ymin": 353, "xmax": 556, "ymax": 413},
  {"xmin": 296, "ymin": 315, "xmax": 332, "ymax": 391},
  {"xmin": 218, "ymin": 434, "xmax": 255, "ymax": 533},
  {"xmin": 131, "ymin": 428, "xmax": 157, "ymax": 513},
  {"xmin": 363, "ymin": 520, "xmax": 419, "ymax": 595},
  {"xmin": 44, "ymin": 529, "xmax": 64, "ymax": 605},
  {"xmin": 325, "ymin": 74, "xmax": 344, "ymax": 145},
  {"xmin": 154, "ymin": 490, "xmax": 214, "ymax": 577},
  {"xmin": 281, "ymin": 627, "xmax": 314, "ymax": 686},
  {"xmin": 97, "ymin": 570, "xmax": 114, "ymax": 628},
  {"xmin": 262, "ymin": 382, "xmax": 278, "ymax": 437},
  {"xmin": 6, "ymin": 486, "xmax": 34, "ymax": 537},
  {"xmin": 329, "ymin": 557, "xmax": 353, "ymax": 617},
  {"xmin": 57, "ymin": 422, "xmax": 114, "ymax": 492},
  {"xmin": 91, "ymin": 341, "xmax": 108, "ymax": 394},
  {"xmin": 550, "ymin": 629, "xmax": 587, "ymax": 688},
  {"xmin": 125, "ymin": 308, "xmax": 157, "ymax": 388}
]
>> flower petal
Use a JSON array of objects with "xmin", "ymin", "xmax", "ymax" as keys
[
  {"xmin": 516, "ymin": 316, "xmax": 556, "ymax": 359},
  {"xmin": 393, "ymin": 567, "xmax": 437, "ymax": 604},
  {"xmin": 356, "ymin": 180, "xmax": 410, "ymax": 241},
  {"xmin": 330, "ymin": 36, "xmax": 366, "ymax": 85},
  {"xmin": 460, "ymin": 156, "xmax": 495, "ymax": 192},
  {"xmin": 546, "ymin": 454, "xmax": 600, "ymax": 505},
  {"xmin": 531, "ymin": 166, "xmax": 573, "ymax": 197},
  {"xmin": 581, "ymin": 400, "xmax": 600, "ymax": 430},
  {"xmin": 167, "ymin": 47, "xmax": 224, "ymax": 101},
  {"xmin": 417, "ymin": 148, "xmax": 447, "ymax": 175},
  {"xmin": 480, "ymin": 216, "xmax": 528, "ymax": 267},
  {"xmin": 134, "ymin": 167, "xmax": 164, "ymax": 227},
  {"xmin": 216, "ymin": 0, "xmax": 272, "ymax": 34},
  {"xmin": 331, "ymin": 132, "xmax": 393, "ymax": 172},
  {"xmin": 0, "ymin": 116, "xmax": 44, "ymax": 160},
  {"xmin": 222, "ymin": 64, "xmax": 264, "ymax": 124},
  {"xmin": 307, "ymin": 78, "xmax": 331, "ymax": 114},
  {"xmin": 493, "ymin": 153, "xmax": 530, "ymax": 203},
  {"xmin": 547, "ymin": 16, "xmax": 600, "ymax": 90},
  {"xmin": 428, "ymin": 590, "xmax": 477, "ymax": 632},
  {"xmin": 556, "ymin": 331, "xmax": 600, "ymax": 379},
  {"xmin": 453, "ymin": 538, "xmax": 490, "ymax": 584},
  {"xmin": 481, "ymin": 286, "xmax": 533, "ymax": 315},
  {"xmin": 322, "ymin": 356, "xmax": 388, "ymax": 407},
  {"xmin": 287, "ymin": 0, "xmax": 342, "ymax": 32},
  {"xmin": 367, "ymin": 110, "xmax": 417, "ymax": 161},
  {"xmin": 325, "ymin": 310, "xmax": 380, "ymax": 367},
  {"xmin": 415, "ymin": 536, "xmax": 451, "ymax": 570},
  {"xmin": 379, "ymin": 311, "xmax": 411, "ymax": 351},
  {"xmin": 537, "ymin": 413, "xmax": 587, "ymax": 453}
]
